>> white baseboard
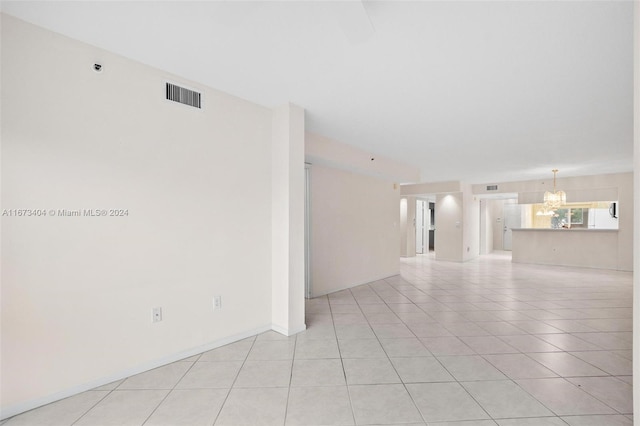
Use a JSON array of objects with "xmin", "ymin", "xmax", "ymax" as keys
[
  {"xmin": 310, "ymin": 273, "xmax": 400, "ymax": 298},
  {"xmin": 271, "ymin": 323, "xmax": 307, "ymax": 336},
  {"xmin": 0, "ymin": 324, "xmax": 272, "ymax": 421}
]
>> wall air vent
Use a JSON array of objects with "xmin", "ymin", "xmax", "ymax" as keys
[
  {"xmin": 486, "ymin": 185, "xmax": 498, "ymax": 191},
  {"xmin": 166, "ymin": 82, "xmax": 201, "ymax": 109}
]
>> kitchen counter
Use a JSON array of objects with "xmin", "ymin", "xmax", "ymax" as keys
[
  {"xmin": 512, "ymin": 228, "xmax": 618, "ymax": 232},
  {"xmin": 511, "ymin": 228, "xmax": 619, "ymax": 270}
]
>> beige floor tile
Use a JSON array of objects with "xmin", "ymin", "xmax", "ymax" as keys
[
  {"xmin": 561, "ymin": 415, "xmax": 632, "ymax": 425},
  {"xmin": 234, "ymin": 360, "xmax": 292, "ymax": 387},
  {"xmin": 570, "ymin": 350, "xmax": 632, "ymax": 375},
  {"xmin": 335, "ymin": 324, "xmax": 377, "ymax": 340},
  {"xmin": 535, "ymin": 333, "xmax": 602, "ymax": 351},
  {"xmin": 199, "ymin": 339, "xmax": 254, "ymax": 362},
  {"xmin": 118, "ymin": 362, "xmax": 192, "ymax": 390},
  {"xmin": 285, "ymin": 386, "xmax": 354, "ymax": 426},
  {"xmin": 343, "ymin": 358, "xmax": 400, "ymax": 384},
  {"xmin": 430, "ymin": 421, "xmax": 497, "ymax": 426},
  {"xmin": 145, "ymin": 389, "xmax": 227, "ymax": 426},
  {"xmin": 379, "ymin": 338, "xmax": 431, "ymax": 357},
  {"xmin": 516, "ymin": 378, "xmax": 616, "ymax": 416},
  {"xmin": 526, "ymin": 352, "xmax": 607, "ymax": 377},
  {"xmin": 459, "ymin": 336, "xmax": 519, "ymax": 354},
  {"xmin": 247, "ymin": 340, "xmax": 296, "ymax": 360},
  {"xmin": 420, "ymin": 336, "xmax": 475, "ymax": 355},
  {"xmin": 349, "ymin": 384, "xmax": 422, "ymax": 425},
  {"xmin": 75, "ymin": 390, "xmax": 168, "ymax": 426},
  {"xmin": 567, "ymin": 377, "xmax": 632, "ymax": 414},
  {"xmin": 483, "ymin": 353, "xmax": 558, "ymax": 379},
  {"xmin": 437, "ymin": 355, "xmax": 507, "ymax": 381},
  {"xmin": 291, "ymin": 359, "xmax": 346, "ymax": 386},
  {"xmin": 338, "ymin": 338, "xmax": 387, "ymax": 358},
  {"xmin": 406, "ymin": 382, "xmax": 490, "ymax": 423},
  {"xmin": 390, "ymin": 357, "xmax": 454, "ymax": 383},
  {"xmin": 176, "ymin": 361, "xmax": 242, "ymax": 389},
  {"xmin": 462, "ymin": 380, "xmax": 553, "ymax": 418},
  {"xmin": 3, "ymin": 391, "xmax": 107, "ymax": 426},
  {"xmin": 496, "ymin": 418, "xmax": 568, "ymax": 426},
  {"xmin": 215, "ymin": 387, "xmax": 288, "ymax": 425},
  {"xmin": 293, "ymin": 338, "xmax": 340, "ymax": 359},
  {"xmin": 498, "ymin": 335, "xmax": 562, "ymax": 353}
]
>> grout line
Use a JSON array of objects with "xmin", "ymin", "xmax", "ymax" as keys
[
  {"xmin": 328, "ymin": 293, "xmax": 358, "ymax": 426},
  {"xmin": 281, "ymin": 334, "xmax": 298, "ymax": 426},
  {"xmin": 400, "ymin": 258, "xmax": 632, "ymax": 422},
  {"xmin": 210, "ymin": 335, "xmax": 258, "ymax": 426},
  {"xmin": 379, "ymin": 276, "xmax": 496, "ymax": 423},
  {"xmin": 355, "ymin": 280, "xmax": 428, "ymax": 424},
  {"xmin": 139, "ymin": 358, "xmax": 199, "ymax": 425},
  {"xmin": 67, "ymin": 387, "xmax": 112, "ymax": 426}
]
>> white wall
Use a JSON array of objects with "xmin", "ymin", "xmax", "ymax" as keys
[
  {"xmin": 415, "ymin": 199, "xmax": 428, "ymax": 254},
  {"xmin": 400, "ymin": 196, "xmax": 416, "ymax": 257},
  {"xmin": 512, "ymin": 229, "xmax": 619, "ymax": 270},
  {"xmin": 432, "ymin": 186, "xmax": 480, "ymax": 262},
  {"xmin": 271, "ymin": 104, "xmax": 306, "ymax": 336},
  {"xmin": 305, "ymin": 132, "xmax": 420, "ymax": 183},
  {"xmin": 305, "ymin": 133, "xmax": 412, "ymax": 296},
  {"xmin": 462, "ymin": 185, "xmax": 480, "ymax": 261},
  {"xmin": 489, "ymin": 200, "xmax": 505, "ymax": 251},
  {"xmin": 479, "ymin": 200, "xmax": 489, "ymax": 254},
  {"xmin": 308, "ymin": 165, "xmax": 400, "ymax": 296},
  {"xmin": 485, "ymin": 199, "xmax": 521, "ymax": 252},
  {"xmin": 400, "ymin": 198, "xmax": 408, "ymax": 255},
  {"xmin": 435, "ymin": 192, "xmax": 464, "ymax": 261},
  {"xmin": 632, "ymin": 0, "xmax": 639, "ymax": 417},
  {"xmin": 401, "ymin": 181, "xmax": 461, "ymax": 196},
  {"xmin": 401, "ymin": 181, "xmax": 482, "ymax": 262},
  {"xmin": 1, "ymin": 14, "xmax": 285, "ymax": 416}
]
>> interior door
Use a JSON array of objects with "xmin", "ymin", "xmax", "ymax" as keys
[
  {"xmin": 304, "ymin": 164, "xmax": 312, "ymax": 298},
  {"xmin": 428, "ymin": 205, "xmax": 434, "ymax": 250},
  {"xmin": 502, "ymin": 204, "xmax": 521, "ymax": 251},
  {"xmin": 415, "ymin": 200, "xmax": 426, "ymax": 254}
]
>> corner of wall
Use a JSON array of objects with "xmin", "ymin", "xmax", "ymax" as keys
[
  {"xmin": 632, "ymin": 0, "xmax": 639, "ymax": 417},
  {"xmin": 271, "ymin": 103, "xmax": 306, "ymax": 336}
]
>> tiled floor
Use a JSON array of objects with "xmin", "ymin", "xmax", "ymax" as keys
[{"xmin": 3, "ymin": 252, "xmax": 634, "ymax": 425}]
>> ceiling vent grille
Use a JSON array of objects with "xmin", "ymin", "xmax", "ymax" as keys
[
  {"xmin": 486, "ymin": 185, "xmax": 498, "ymax": 191},
  {"xmin": 166, "ymin": 82, "xmax": 201, "ymax": 109}
]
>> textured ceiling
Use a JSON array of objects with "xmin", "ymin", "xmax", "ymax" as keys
[{"xmin": 1, "ymin": 1, "xmax": 634, "ymax": 183}]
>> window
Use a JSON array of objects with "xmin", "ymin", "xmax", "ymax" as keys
[
  {"xmin": 527, "ymin": 201, "xmax": 618, "ymax": 229},
  {"xmin": 552, "ymin": 208, "xmax": 584, "ymax": 228}
]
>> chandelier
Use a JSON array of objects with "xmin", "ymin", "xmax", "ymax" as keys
[{"xmin": 542, "ymin": 169, "xmax": 566, "ymax": 212}]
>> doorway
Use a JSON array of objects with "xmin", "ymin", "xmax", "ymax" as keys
[
  {"xmin": 304, "ymin": 164, "xmax": 312, "ymax": 298},
  {"xmin": 416, "ymin": 200, "xmax": 428, "ymax": 254},
  {"xmin": 428, "ymin": 202, "xmax": 435, "ymax": 251},
  {"xmin": 502, "ymin": 203, "xmax": 521, "ymax": 251}
]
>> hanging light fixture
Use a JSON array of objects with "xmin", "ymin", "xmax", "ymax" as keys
[
  {"xmin": 542, "ymin": 169, "xmax": 566, "ymax": 212},
  {"xmin": 536, "ymin": 206, "xmax": 555, "ymax": 216}
]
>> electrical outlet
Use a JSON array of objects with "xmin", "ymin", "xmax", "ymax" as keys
[
  {"xmin": 152, "ymin": 307, "xmax": 162, "ymax": 322},
  {"xmin": 213, "ymin": 296, "xmax": 222, "ymax": 311}
]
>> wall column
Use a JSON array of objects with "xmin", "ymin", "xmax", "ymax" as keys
[
  {"xmin": 400, "ymin": 196, "xmax": 417, "ymax": 257},
  {"xmin": 632, "ymin": 0, "xmax": 639, "ymax": 416},
  {"xmin": 435, "ymin": 192, "xmax": 464, "ymax": 261},
  {"xmin": 271, "ymin": 103, "xmax": 306, "ymax": 336},
  {"xmin": 462, "ymin": 184, "xmax": 480, "ymax": 261},
  {"xmin": 434, "ymin": 185, "xmax": 479, "ymax": 262}
]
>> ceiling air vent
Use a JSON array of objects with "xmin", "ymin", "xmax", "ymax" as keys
[
  {"xmin": 166, "ymin": 82, "xmax": 201, "ymax": 109},
  {"xmin": 486, "ymin": 185, "xmax": 498, "ymax": 191}
]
